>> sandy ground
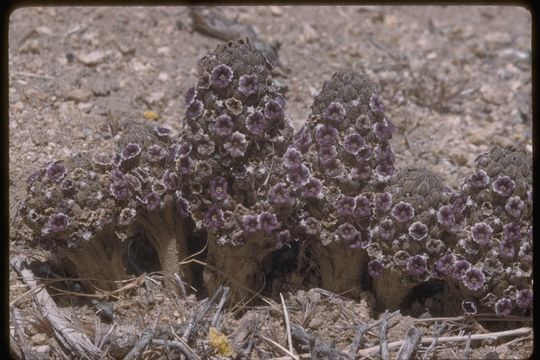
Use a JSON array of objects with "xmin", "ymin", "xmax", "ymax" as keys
[{"xmin": 9, "ymin": 6, "xmax": 532, "ymax": 359}]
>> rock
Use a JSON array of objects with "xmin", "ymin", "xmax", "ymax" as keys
[
  {"xmin": 66, "ymin": 89, "xmax": 91, "ymax": 103},
  {"xmin": 157, "ymin": 72, "xmax": 169, "ymax": 82},
  {"xmin": 35, "ymin": 26, "xmax": 53, "ymax": 36},
  {"xmin": 300, "ymin": 23, "xmax": 318, "ymax": 44},
  {"xmin": 308, "ymin": 316, "xmax": 323, "ymax": 329},
  {"xmin": 157, "ymin": 47, "xmax": 170, "ymax": 56},
  {"xmin": 77, "ymin": 50, "xmax": 106, "ymax": 65},
  {"xmin": 144, "ymin": 92, "xmax": 165, "ymax": 105},
  {"xmin": 466, "ymin": 133, "xmax": 485, "ymax": 146},
  {"xmin": 30, "ymin": 333, "xmax": 48, "ymax": 345},
  {"xmin": 269, "ymin": 6, "xmax": 283, "ymax": 16},
  {"xmin": 33, "ymin": 345, "xmax": 50, "ymax": 356},
  {"xmin": 19, "ymin": 39, "xmax": 40, "ymax": 54},
  {"xmin": 78, "ymin": 102, "xmax": 92, "ymax": 113}
]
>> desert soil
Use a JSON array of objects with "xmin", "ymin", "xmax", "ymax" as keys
[{"xmin": 9, "ymin": 6, "xmax": 532, "ymax": 359}]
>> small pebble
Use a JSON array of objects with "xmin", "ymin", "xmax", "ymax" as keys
[{"xmin": 77, "ymin": 50, "xmax": 106, "ymax": 65}]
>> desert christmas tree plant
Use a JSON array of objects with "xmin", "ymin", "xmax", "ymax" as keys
[{"xmin": 18, "ymin": 39, "xmax": 532, "ymax": 317}]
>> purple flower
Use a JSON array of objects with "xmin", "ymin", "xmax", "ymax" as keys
[
  {"xmin": 176, "ymin": 155, "xmax": 194, "ymax": 175},
  {"xmin": 147, "ymin": 144, "xmax": 167, "ymax": 163},
  {"xmin": 435, "ymin": 253, "xmax": 456, "ymax": 276},
  {"xmin": 322, "ymin": 101, "xmax": 346, "ymax": 124},
  {"xmin": 176, "ymin": 196, "xmax": 190, "ymax": 218},
  {"xmin": 224, "ymin": 132, "xmax": 248, "ymax": 158},
  {"xmin": 471, "ymin": 222, "xmax": 493, "ymax": 246},
  {"xmin": 519, "ymin": 242, "xmax": 532, "ymax": 264},
  {"xmin": 245, "ymin": 111, "xmax": 267, "ymax": 135},
  {"xmin": 462, "ymin": 301, "xmax": 478, "ymax": 315},
  {"xmin": 337, "ymin": 222, "xmax": 357, "ymax": 242},
  {"xmin": 154, "ymin": 125, "xmax": 172, "ymax": 139},
  {"xmin": 346, "ymin": 231, "xmax": 368, "ymax": 249},
  {"xmin": 185, "ymin": 87, "xmax": 196, "ymax": 105},
  {"xmin": 322, "ymin": 158, "xmax": 345, "ymax": 178},
  {"xmin": 47, "ymin": 213, "xmax": 69, "ymax": 233},
  {"xmin": 336, "ymin": 196, "xmax": 356, "ymax": 217},
  {"xmin": 145, "ymin": 192, "xmax": 161, "ymax": 211},
  {"xmin": 211, "ymin": 64, "xmax": 233, "ymax": 88},
  {"xmin": 264, "ymin": 100, "xmax": 284, "ymax": 122},
  {"xmin": 302, "ymin": 178, "xmax": 323, "ymax": 199},
  {"xmin": 241, "ymin": 215, "xmax": 260, "ymax": 235},
  {"xmin": 373, "ymin": 118, "xmax": 394, "ymax": 141},
  {"xmin": 426, "ymin": 238, "xmax": 444, "ymax": 254},
  {"xmin": 292, "ymin": 126, "xmax": 312, "ymax": 153},
  {"xmin": 209, "ymin": 176, "xmax": 228, "ymax": 202},
  {"xmin": 505, "ymin": 196, "xmax": 525, "ymax": 219},
  {"xmin": 452, "ymin": 259, "xmax": 471, "ymax": 280},
  {"xmin": 375, "ymin": 192, "xmax": 393, "ymax": 214},
  {"xmin": 60, "ymin": 179, "xmax": 74, "ymax": 192},
  {"xmin": 315, "ymin": 125, "xmax": 338, "ymax": 147},
  {"xmin": 469, "ymin": 169, "xmax": 490, "ymax": 189},
  {"xmin": 356, "ymin": 145, "xmax": 373, "ymax": 162},
  {"xmin": 259, "ymin": 212, "xmax": 278, "ymax": 234},
  {"xmin": 213, "ymin": 114, "xmax": 234, "ymax": 138},
  {"xmin": 515, "ymin": 288, "xmax": 533, "ymax": 309},
  {"xmin": 462, "ymin": 267, "xmax": 486, "ymax": 291},
  {"xmin": 503, "ymin": 222, "xmax": 521, "ymax": 243},
  {"xmin": 391, "ymin": 201, "xmax": 415, "ymax": 223},
  {"xmin": 225, "ymin": 98, "xmax": 243, "ymax": 116},
  {"xmin": 176, "ymin": 142, "xmax": 192, "ymax": 157},
  {"xmin": 46, "ymin": 163, "xmax": 67, "ymax": 182},
  {"xmin": 204, "ymin": 206, "xmax": 224, "ymax": 231},
  {"xmin": 303, "ymin": 217, "xmax": 321, "ymax": 235},
  {"xmin": 197, "ymin": 136, "xmax": 215, "ymax": 156},
  {"xmin": 408, "ymin": 221, "xmax": 429, "ymax": 241},
  {"xmin": 162, "ymin": 170, "xmax": 180, "ymax": 191},
  {"xmin": 283, "ymin": 147, "xmax": 303, "ymax": 170},
  {"xmin": 187, "ymin": 99, "xmax": 203, "ymax": 119},
  {"xmin": 368, "ymin": 260, "xmax": 384, "ymax": 278},
  {"xmin": 378, "ymin": 219, "xmax": 395, "ymax": 242},
  {"xmin": 498, "ymin": 239, "xmax": 516, "ymax": 260},
  {"xmin": 287, "ymin": 165, "xmax": 311, "ymax": 189},
  {"xmin": 407, "ymin": 255, "xmax": 427, "ymax": 276},
  {"xmin": 495, "ymin": 298, "xmax": 513, "ymax": 317},
  {"xmin": 269, "ymin": 182, "xmax": 293, "ymax": 207},
  {"xmin": 343, "ymin": 132, "xmax": 365, "ymax": 155},
  {"xmin": 121, "ymin": 143, "xmax": 141, "ymax": 161},
  {"xmin": 369, "ymin": 93, "xmax": 384, "ymax": 114},
  {"xmin": 110, "ymin": 182, "xmax": 129, "ymax": 200},
  {"xmin": 393, "ymin": 250, "xmax": 411, "ymax": 268},
  {"xmin": 238, "ymin": 74, "xmax": 258, "ymax": 97},
  {"xmin": 197, "ymin": 72, "xmax": 211, "ymax": 89},
  {"xmin": 318, "ymin": 146, "xmax": 337, "ymax": 164},
  {"xmin": 492, "ymin": 176, "xmax": 515, "ymax": 197},
  {"xmin": 118, "ymin": 208, "xmax": 137, "ymax": 226},
  {"xmin": 437, "ymin": 205, "xmax": 455, "ymax": 228},
  {"xmin": 354, "ymin": 195, "xmax": 371, "ymax": 218}
]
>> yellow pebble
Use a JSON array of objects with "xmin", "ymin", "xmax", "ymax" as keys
[{"xmin": 143, "ymin": 110, "xmax": 159, "ymax": 121}]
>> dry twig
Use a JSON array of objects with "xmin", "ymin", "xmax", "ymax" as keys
[
  {"xmin": 395, "ymin": 326, "xmax": 423, "ymax": 360},
  {"xmin": 280, "ymin": 293, "xmax": 295, "ymax": 357},
  {"xmin": 379, "ymin": 310, "xmax": 390, "ymax": 360},
  {"xmin": 357, "ymin": 327, "xmax": 532, "ymax": 357},
  {"xmin": 422, "ymin": 322, "xmax": 446, "ymax": 360}
]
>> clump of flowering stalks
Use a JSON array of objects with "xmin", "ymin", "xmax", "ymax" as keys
[
  {"xmin": 367, "ymin": 167, "xmax": 462, "ymax": 310},
  {"xmin": 284, "ymin": 70, "xmax": 397, "ymax": 294},
  {"xmin": 176, "ymin": 39, "xmax": 296, "ymax": 300},
  {"xmin": 450, "ymin": 146, "xmax": 533, "ymax": 317},
  {"xmin": 20, "ymin": 120, "xmax": 195, "ymax": 290}
]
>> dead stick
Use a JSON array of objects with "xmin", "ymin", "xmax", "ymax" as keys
[
  {"xmin": 280, "ymin": 293, "xmax": 295, "ymax": 357},
  {"xmin": 358, "ymin": 327, "xmax": 532, "ymax": 357},
  {"xmin": 152, "ymin": 339, "xmax": 200, "ymax": 360},
  {"xmin": 309, "ymin": 337, "xmax": 317, "ymax": 360},
  {"xmin": 463, "ymin": 333, "xmax": 472, "ymax": 360},
  {"xmin": 211, "ymin": 286, "xmax": 230, "ymax": 329},
  {"xmin": 123, "ymin": 329, "xmax": 154, "ymax": 360},
  {"xmin": 349, "ymin": 310, "xmax": 400, "ymax": 357},
  {"xmin": 261, "ymin": 335, "xmax": 300, "ymax": 360},
  {"xmin": 182, "ymin": 285, "xmax": 223, "ymax": 344},
  {"xmin": 379, "ymin": 310, "xmax": 390, "ymax": 360},
  {"xmin": 422, "ymin": 322, "xmax": 446, "ymax": 360},
  {"xmin": 396, "ymin": 326, "xmax": 423, "ymax": 360}
]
